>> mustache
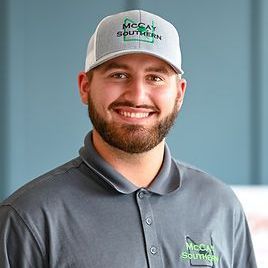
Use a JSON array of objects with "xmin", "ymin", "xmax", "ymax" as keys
[{"xmin": 109, "ymin": 101, "xmax": 160, "ymax": 112}]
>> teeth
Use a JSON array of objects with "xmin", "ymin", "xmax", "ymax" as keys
[{"xmin": 119, "ymin": 111, "xmax": 150, "ymax": 118}]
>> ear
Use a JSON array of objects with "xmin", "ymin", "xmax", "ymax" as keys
[
  {"xmin": 176, "ymin": 78, "xmax": 187, "ymax": 111},
  {"xmin": 78, "ymin": 72, "xmax": 90, "ymax": 105}
]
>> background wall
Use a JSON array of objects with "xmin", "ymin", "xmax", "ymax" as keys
[{"xmin": 0, "ymin": 0, "xmax": 267, "ymax": 200}]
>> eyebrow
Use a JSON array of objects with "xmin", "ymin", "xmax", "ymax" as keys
[
  {"xmin": 100, "ymin": 62, "xmax": 130, "ymax": 73},
  {"xmin": 99, "ymin": 61, "xmax": 172, "ymax": 75},
  {"xmin": 144, "ymin": 66, "xmax": 171, "ymax": 75}
]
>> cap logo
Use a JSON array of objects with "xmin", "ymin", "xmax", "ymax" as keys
[{"xmin": 116, "ymin": 17, "xmax": 162, "ymax": 44}]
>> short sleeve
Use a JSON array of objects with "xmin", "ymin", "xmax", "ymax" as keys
[
  {"xmin": 0, "ymin": 205, "xmax": 45, "ymax": 268},
  {"xmin": 233, "ymin": 208, "xmax": 257, "ymax": 268}
]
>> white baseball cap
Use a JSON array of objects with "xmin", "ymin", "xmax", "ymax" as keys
[{"xmin": 85, "ymin": 10, "xmax": 183, "ymax": 74}]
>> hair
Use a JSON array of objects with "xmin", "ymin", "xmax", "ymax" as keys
[
  {"xmin": 86, "ymin": 70, "xmax": 94, "ymax": 83},
  {"xmin": 177, "ymin": 73, "xmax": 182, "ymax": 81}
]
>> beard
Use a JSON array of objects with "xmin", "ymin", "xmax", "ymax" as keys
[{"xmin": 88, "ymin": 96, "xmax": 179, "ymax": 154}]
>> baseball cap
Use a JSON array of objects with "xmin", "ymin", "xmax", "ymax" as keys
[{"xmin": 85, "ymin": 10, "xmax": 184, "ymax": 74}]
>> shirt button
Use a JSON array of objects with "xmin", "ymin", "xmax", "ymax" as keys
[
  {"xmin": 145, "ymin": 217, "xmax": 152, "ymax": 225},
  {"xmin": 138, "ymin": 191, "xmax": 145, "ymax": 199},
  {"xmin": 150, "ymin": 246, "xmax": 157, "ymax": 255}
]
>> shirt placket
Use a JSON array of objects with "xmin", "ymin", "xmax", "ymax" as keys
[{"xmin": 136, "ymin": 188, "xmax": 163, "ymax": 268}]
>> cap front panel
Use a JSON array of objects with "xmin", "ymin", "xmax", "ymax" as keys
[
  {"xmin": 83, "ymin": 10, "xmax": 183, "ymax": 73},
  {"xmin": 137, "ymin": 10, "xmax": 181, "ymax": 70},
  {"xmin": 94, "ymin": 10, "xmax": 181, "ymax": 72},
  {"xmin": 96, "ymin": 10, "xmax": 141, "ymax": 60}
]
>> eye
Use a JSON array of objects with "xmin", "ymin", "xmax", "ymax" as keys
[
  {"xmin": 110, "ymin": 73, "xmax": 128, "ymax": 79},
  {"xmin": 147, "ymin": 75, "xmax": 163, "ymax": 82}
]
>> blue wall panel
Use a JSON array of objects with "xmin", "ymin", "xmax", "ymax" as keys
[
  {"xmin": 0, "ymin": 0, "xmax": 8, "ymax": 198},
  {"xmin": 261, "ymin": 0, "xmax": 268, "ymax": 184}
]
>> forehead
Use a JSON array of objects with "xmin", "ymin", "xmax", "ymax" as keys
[{"xmin": 96, "ymin": 53, "xmax": 176, "ymax": 74}]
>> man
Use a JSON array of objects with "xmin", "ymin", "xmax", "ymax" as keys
[{"xmin": 0, "ymin": 10, "xmax": 256, "ymax": 268}]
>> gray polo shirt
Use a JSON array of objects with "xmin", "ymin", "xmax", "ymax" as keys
[{"xmin": 0, "ymin": 132, "xmax": 257, "ymax": 267}]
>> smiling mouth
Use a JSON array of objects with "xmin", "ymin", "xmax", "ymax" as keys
[
  {"xmin": 111, "ymin": 103, "xmax": 158, "ymax": 120},
  {"xmin": 118, "ymin": 111, "xmax": 150, "ymax": 118}
]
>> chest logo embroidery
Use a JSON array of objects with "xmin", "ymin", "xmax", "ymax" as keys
[{"xmin": 180, "ymin": 236, "xmax": 220, "ymax": 267}]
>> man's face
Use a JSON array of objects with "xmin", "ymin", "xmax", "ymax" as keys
[{"xmin": 80, "ymin": 53, "xmax": 186, "ymax": 153}]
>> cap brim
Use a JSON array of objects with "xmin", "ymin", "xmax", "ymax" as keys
[{"xmin": 86, "ymin": 49, "xmax": 183, "ymax": 74}]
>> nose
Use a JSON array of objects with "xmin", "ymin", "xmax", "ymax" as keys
[{"xmin": 123, "ymin": 78, "xmax": 149, "ymax": 105}]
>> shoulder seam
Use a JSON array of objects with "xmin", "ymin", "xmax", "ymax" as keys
[
  {"xmin": 174, "ymin": 159, "xmax": 214, "ymax": 177},
  {"xmin": 6, "ymin": 158, "xmax": 83, "ymax": 205},
  {"xmin": 1, "ymin": 204, "xmax": 46, "ymax": 262}
]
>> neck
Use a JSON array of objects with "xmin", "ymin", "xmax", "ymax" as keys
[{"xmin": 92, "ymin": 130, "xmax": 165, "ymax": 188}]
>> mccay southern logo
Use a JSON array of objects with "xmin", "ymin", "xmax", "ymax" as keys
[
  {"xmin": 117, "ymin": 17, "xmax": 162, "ymax": 43},
  {"xmin": 180, "ymin": 236, "xmax": 220, "ymax": 267}
]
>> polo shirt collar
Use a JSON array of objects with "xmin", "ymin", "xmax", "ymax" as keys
[{"xmin": 79, "ymin": 132, "xmax": 181, "ymax": 195}]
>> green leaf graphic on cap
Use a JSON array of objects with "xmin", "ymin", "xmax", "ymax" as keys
[
  {"xmin": 137, "ymin": 25, "xmax": 146, "ymax": 33},
  {"xmin": 123, "ymin": 17, "xmax": 155, "ymax": 44}
]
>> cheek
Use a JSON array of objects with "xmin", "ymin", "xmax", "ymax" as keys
[
  {"xmin": 156, "ymin": 90, "xmax": 178, "ymax": 110},
  {"xmin": 89, "ymin": 86, "xmax": 120, "ymax": 115}
]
